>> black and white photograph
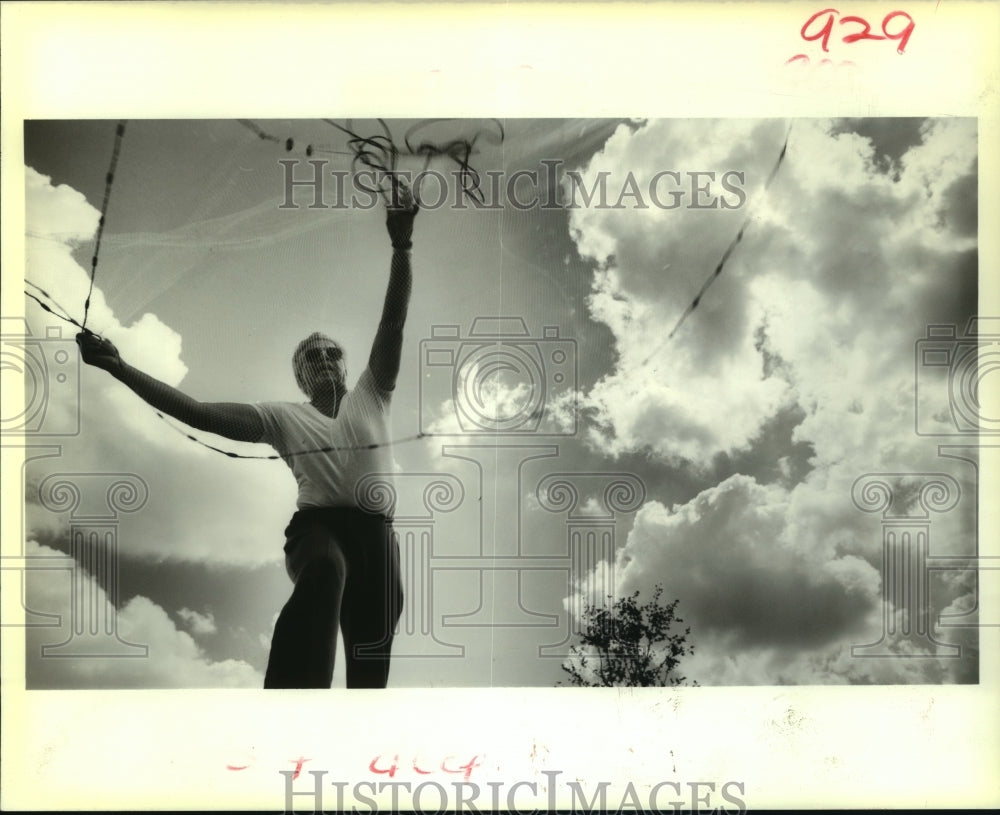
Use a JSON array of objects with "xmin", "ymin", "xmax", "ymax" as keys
[
  {"xmin": 17, "ymin": 115, "xmax": 983, "ymax": 690},
  {"xmin": 3, "ymin": 2, "xmax": 998, "ymax": 812}
]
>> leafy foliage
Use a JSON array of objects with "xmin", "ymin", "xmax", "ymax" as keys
[{"xmin": 561, "ymin": 584, "xmax": 695, "ymax": 687}]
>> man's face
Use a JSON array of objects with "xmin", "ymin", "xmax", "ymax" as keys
[{"xmin": 296, "ymin": 338, "xmax": 346, "ymax": 397}]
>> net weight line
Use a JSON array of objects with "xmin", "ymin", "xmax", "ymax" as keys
[
  {"xmin": 25, "ymin": 281, "xmax": 87, "ymax": 332},
  {"xmin": 24, "ymin": 280, "xmax": 444, "ymax": 456},
  {"xmin": 154, "ymin": 411, "xmax": 439, "ymax": 459},
  {"xmin": 24, "ymin": 118, "xmax": 127, "ymax": 338},
  {"xmin": 25, "ymin": 257, "xmax": 441, "ymax": 459},
  {"xmin": 24, "ymin": 118, "xmax": 509, "ymax": 458},
  {"xmin": 82, "ymin": 121, "xmax": 127, "ymax": 331},
  {"xmin": 238, "ymin": 118, "xmax": 506, "ymax": 207},
  {"xmin": 324, "ymin": 118, "xmax": 505, "ymax": 207},
  {"xmin": 25, "ymin": 120, "xmax": 790, "ymax": 460},
  {"xmin": 638, "ymin": 124, "xmax": 793, "ymax": 369},
  {"xmin": 25, "ymin": 116, "xmax": 503, "ymax": 336}
]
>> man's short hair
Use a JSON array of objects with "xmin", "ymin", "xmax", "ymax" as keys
[{"xmin": 292, "ymin": 332, "xmax": 342, "ymax": 395}]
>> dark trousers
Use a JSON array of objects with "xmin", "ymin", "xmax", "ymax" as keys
[{"xmin": 263, "ymin": 508, "xmax": 403, "ymax": 689}]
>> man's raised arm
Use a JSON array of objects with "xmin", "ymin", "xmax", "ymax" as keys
[
  {"xmin": 368, "ymin": 185, "xmax": 418, "ymax": 392},
  {"xmin": 76, "ymin": 331, "xmax": 264, "ymax": 443}
]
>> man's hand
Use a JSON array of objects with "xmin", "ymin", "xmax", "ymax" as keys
[
  {"xmin": 371, "ymin": 178, "xmax": 416, "ymax": 391},
  {"xmin": 386, "ymin": 178, "xmax": 418, "ymax": 250},
  {"xmin": 76, "ymin": 329, "xmax": 264, "ymax": 442},
  {"xmin": 76, "ymin": 331, "xmax": 123, "ymax": 375}
]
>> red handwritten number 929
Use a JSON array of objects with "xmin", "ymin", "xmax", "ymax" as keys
[{"xmin": 801, "ymin": 9, "xmax": 915, "ymax": 54}]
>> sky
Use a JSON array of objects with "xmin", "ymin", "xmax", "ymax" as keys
[{"xmin": 15, "ymin": 116, "xmax": 981, "ymax": 688}]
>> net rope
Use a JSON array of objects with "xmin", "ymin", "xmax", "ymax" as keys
[
  {"xmin": 24, "ymin": 119, "xmax": 793, "ymax": 460},
  {"xmin": 24, "ymin": 119, "xmax": 508, "ymax": 457},
  {"xmin": 81, "ymin": 121, "xmax": 127, "ymax": 331},
  {"xmin": 638, "ymin": 124, "xmax": 792, "ymax": 368}
]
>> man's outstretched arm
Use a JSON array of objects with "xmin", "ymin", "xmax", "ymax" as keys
[
  {"xmin": 368, "ymin": 185, "xmax": 418, "ymax": 392},
  {"xmin": 76, "ymin": 332, "xmax": 264, "ymax": 443}
]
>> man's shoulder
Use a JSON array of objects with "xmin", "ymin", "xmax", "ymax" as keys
[
  {"xmin": 351, "ymin": 366, "xmax": 392, "ymax": 400},
  {"xmin": 254, "ymin": 400, "xmax": 314, "ymax": 422},
  {"xmin": 256, "ymin": 399, "xmax": 310, "ymax": 410}
]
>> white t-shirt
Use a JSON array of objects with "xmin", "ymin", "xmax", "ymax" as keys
[{"xmin": 253, "ymin": 367, "xmax": 394, "ymax": 510}]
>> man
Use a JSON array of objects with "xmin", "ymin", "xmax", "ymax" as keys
[{"xmin": 76, "ymin": 184, "xmax": 419, "ymax": 689}]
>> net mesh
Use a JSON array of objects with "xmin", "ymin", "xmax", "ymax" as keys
[{"xmin": 23, "ymin": 118, "xmax": 792, "ymax": 458}]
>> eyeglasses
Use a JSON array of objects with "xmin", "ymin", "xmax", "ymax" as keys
[{"xmin": 303, "ymin": 345, "xmax": 343, "ymax": 364}]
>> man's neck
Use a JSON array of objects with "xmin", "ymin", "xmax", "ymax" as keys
[{"xmin": 310, "ymin": 387, "xmax": 343, "ymax": 418}]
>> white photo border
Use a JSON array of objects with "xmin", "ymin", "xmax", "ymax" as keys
[{"xmin": 2, "ymin": 1, "xmax": 998, "ymax": 810}]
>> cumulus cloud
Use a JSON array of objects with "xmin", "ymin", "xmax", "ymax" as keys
[
  {"xmin": 619, "ymin": 477, "xmax": 879, "ymax": 646},
  {"xmin": 567, "ymin": 118, "xmax": 976, "ymax": 465},
  {"xmin": 425, "ymin": 360, "xmax": 569, "ymax": 437},
  {"xmin": 177, "ymin": 607, "xmax": 217, "ymax": 635},
  {"xmin": 25, "ymin": 542, "xmax": 262, "ymax": 688},
  {"xmin": 564, "ymin": 119, "xmax": 979, "ymax": 684},
  {"xmin": 25, "ymin": 168, "xmax": 101, "ymax": 243},
  {"xmin": 25, "ymin": 167, "xmax": 188, "ymax": 387},
  {"xmin": 23, "ymin": 167, "xmax": 296, "ymax": 565}
]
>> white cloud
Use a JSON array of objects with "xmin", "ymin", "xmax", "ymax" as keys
[
  {"xmin": 566, "ymin": 122, "xmax": 800, "ymax": 462},
  {"xmin": 425, "ymin": 359, "xmax": 567, "ymax": 436},
  {"xmin": 563, "ymin": 119, "xmax": 979, "ymax": 684},
  {"xmin": 613, "ymin": 477, "xmax": 880, "ymax": 644},
  {"xmin": 25, "ymin": 542, "xmax": 262, "ymax": 688},
  {"xmin": 25, "ymin": 167, "xmax": 188, "ymax": 388},
  {"xmin": 25, "ymin": 168, "xmax": 101, "ymax": 243},
  {"xmin": 566, "ymin": 119, "xmax": 976, "ymax": 465},
  {"xmin": 570, "ymin": 472, "xmax": 975, "ymax": 684},
  {"xmin": 177, "ymin": 606, "xmax": 217, "ymax": 635},
  {"xmin": 23, "ymin": 167, "xmax": 297, "ymax": 566}
]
